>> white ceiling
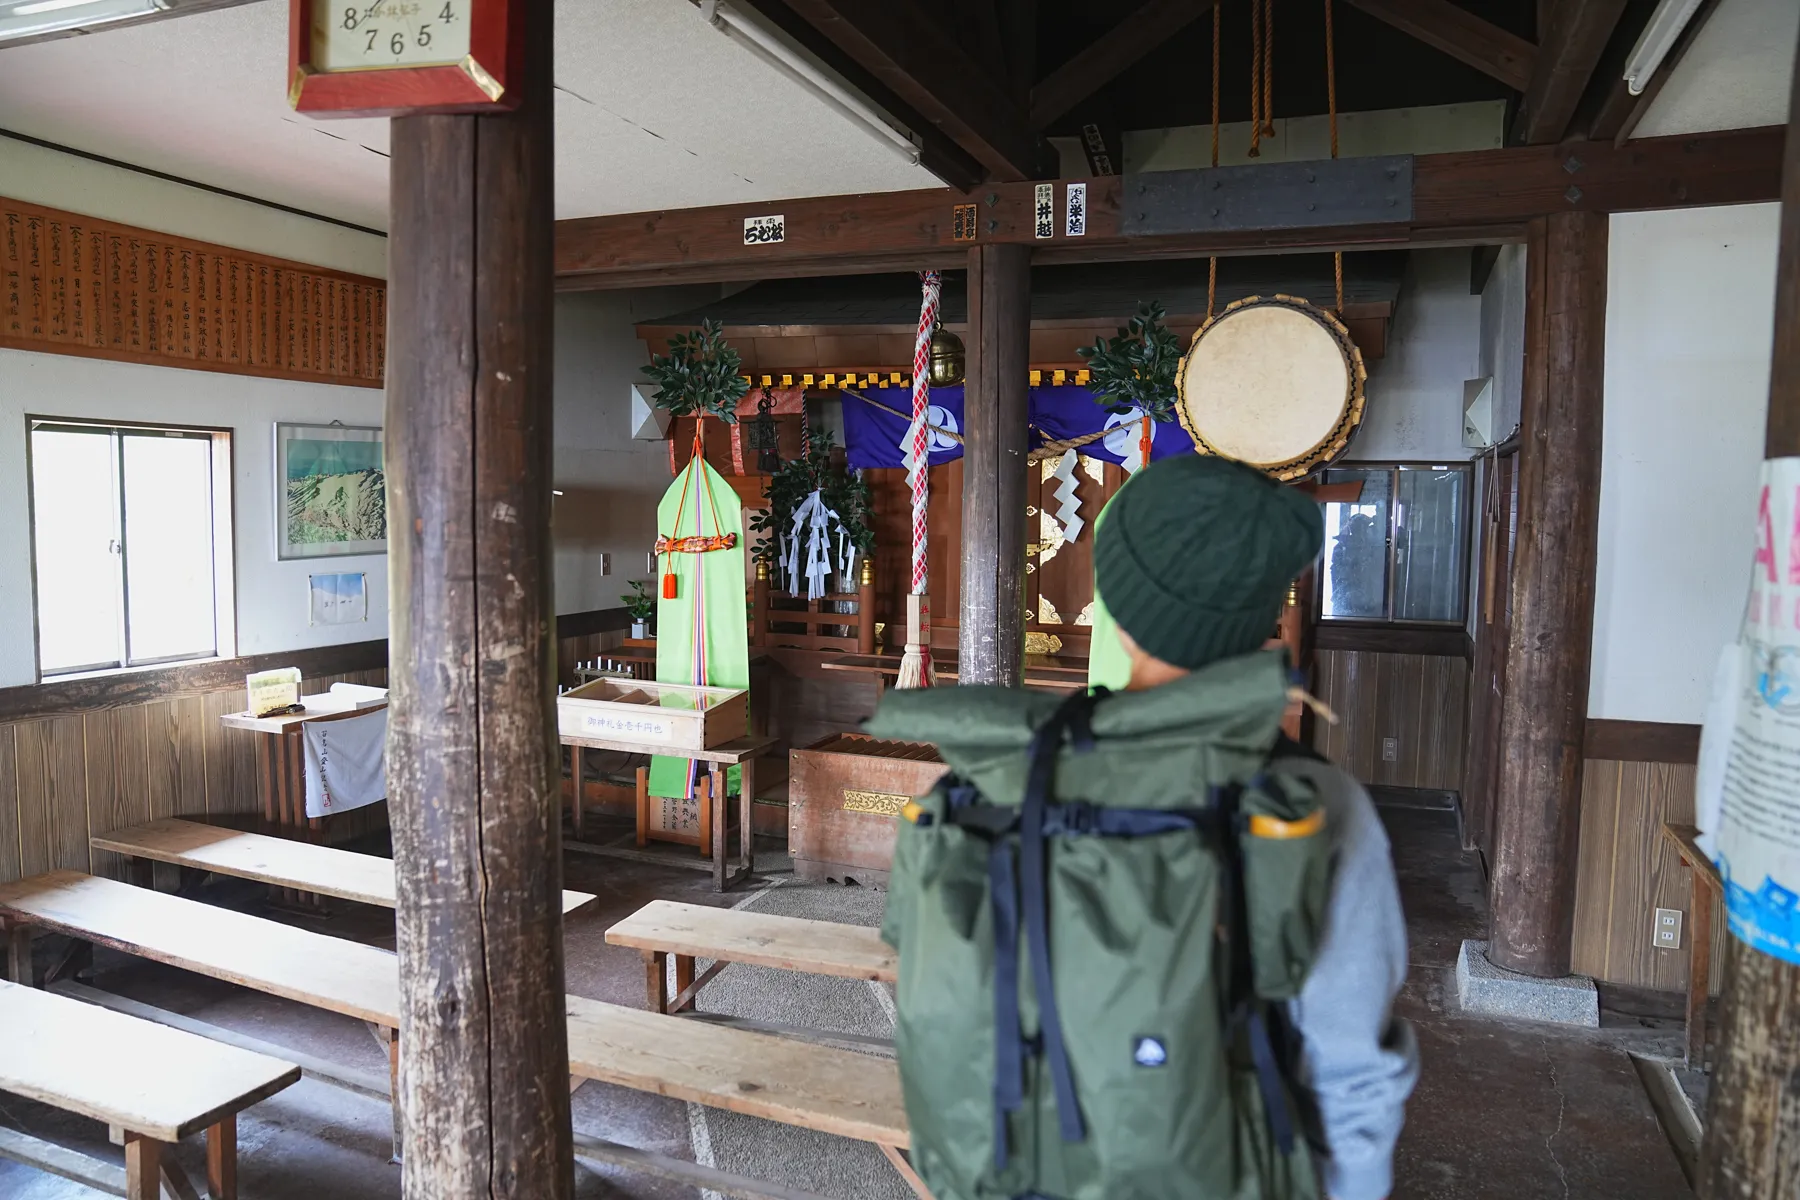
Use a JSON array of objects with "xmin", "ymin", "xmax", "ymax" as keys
[
  {"xmin": 1636, "ymin": 0, "xmax": 1797, "ymax": 139},
  {"xmin": 0, "ymin": 0, "xmax": 935, "ymax": 232}
]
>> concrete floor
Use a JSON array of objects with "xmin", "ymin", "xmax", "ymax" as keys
[{"xmin": 0, "ymin": 801, "xmax": 1694, "ymax": 1199}]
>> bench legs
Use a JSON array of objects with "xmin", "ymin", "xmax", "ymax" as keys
[
  {"xmin": 6, "ymin": 922, "xmax": 35, "ymax": 986},
  {"xmin": 206, "ymin": 1117, "xmax": 236, "ymax": 1200},
  {"xmin": 386, "ymin": 1026, "xmax": 403, "ymax": 1165},
  {"xmin": 123, "ymin": 1133, "xmax": 162, "ymax": 1200},
  {"xmin": 1686, "ymin": 875, "xmax": 1714, "ymax": 1068},
  {"xmin": 879, "ymin": 1144, "xmax": 934, "ymax": 1200},
  {"xmin": 645, "ymin": 951, "xmax": 668, "ymax": 1014}
]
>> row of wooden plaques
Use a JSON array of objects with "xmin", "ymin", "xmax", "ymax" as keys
[{"xmin": 1, "ymin": 196, "xmax": 386, "ymax": 388}]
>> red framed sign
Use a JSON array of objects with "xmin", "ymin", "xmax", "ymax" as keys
[{"xmin": 288, "ymin": 0, "xmax": 523, "ymax": 117}]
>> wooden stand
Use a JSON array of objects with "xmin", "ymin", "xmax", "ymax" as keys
[
  {"xmin": 788, "ymin": 734, "xmax": 948, "ymax": 886},
  {"xmin": 561, "ymin": 733, "xmax": 776, "ymax": 891}
]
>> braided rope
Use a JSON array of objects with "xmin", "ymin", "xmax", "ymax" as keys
[
  {"xmin": 1249, "ymin": 0, "xmax": 1264, "ymax": 158},
  {"xmin": 1325, "ymin": 0, "xmax": 1343, "ymax": 312},
  {"xmin": 905, "ymin": 272, "xmax": 941, "ymax": 597},
  {"xmin": 1263, "ymin": 0, "xmax": 1275, "ymax": 137}
]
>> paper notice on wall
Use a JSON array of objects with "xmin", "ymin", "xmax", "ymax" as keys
[
  {"xmin": 310, "ymin": 572, "xmax": 367, "ymax": 626},
  {"xmin": 1712, "ymin": 456, "xmax": 1800, "ymax": 965}
]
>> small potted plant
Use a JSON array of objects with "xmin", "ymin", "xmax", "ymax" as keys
[{"xmin": 622, "ymin": 580, "xmax": 656, "ymax": 640}]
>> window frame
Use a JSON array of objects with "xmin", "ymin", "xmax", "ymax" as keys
[
  {"xmin": 1314, "ymin": 458, "xmax": 1473, "ymax": 629},
  {"xmin": 25, "ymin": 415, "xmax": 237, "ymax": 681}
]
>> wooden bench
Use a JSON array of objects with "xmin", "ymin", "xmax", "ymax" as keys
[
  {"xmin": 92, "ymin": 819, "xmax": 598, "ymax": 917},
  {"xmin": 0, "ymin": 872, "xmax": 921, "ymax": 1199},
  {"xmin": 1660, "ymin": 822, "xmax": 1724, "ymax": 1067},
  {"xmin": 0, "ymin": 978, "xmax": 299, "ymax": 1200},
  {"xmin": 606, "ymin": 899, "xmax": 895, "ymax": 1015}
]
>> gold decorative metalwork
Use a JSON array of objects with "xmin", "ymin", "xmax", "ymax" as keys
[
  {"xmin": 1074, "ymin": 602, "xmax": 1095, "ymax": 627},
  {"xmin": 928, "ymin": 326, "xmax": 965, "ymax": 386},
  {"xmin": 1025, "ymin": 632, "xmax": 1064, "ymax": 655},
  {"xmin": 1039, "ymin": 595, "xmax": 1063, "ymax": 625},
  {"xmin": 843, "ymin": 789, "xmax": 911, "ymax": 817},
  {"xmin": 1081, "ymin": 456, "xmax": 1106, "ymax": 485}
]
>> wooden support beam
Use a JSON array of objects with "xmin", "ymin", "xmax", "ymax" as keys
[
  {"xmin": 1488, "ymin": 210, "xmax": 1608, "ymax": 977},
  {"xmin": 553, "ymin": 126, "xmax": 1782, "ymax": 288},
  {"xmin": 1698, "ymin": 26, "xmax": 1800, "ymax": 1197},
  {"xmin": 1344, "ymin": 0, "xmax": 1538, "ymax": 92},
  {"xmin": 959, "ymin": 243, "xmax": 1032, "ymax": 686},
  {"xmin": 1029, "ymin": 0, "xmax": 1218, "ymax": 129},
  {"xmin": 770, "ymin": 0, "xmax": 1042, "ymax": 181},
  {"xmin": 385, "ymin": 0, "xmax": 574, "ymax": 1192},
  {"xmin": 1514, "ymin": 0, "xmax": 1629, "ymax": 144}
]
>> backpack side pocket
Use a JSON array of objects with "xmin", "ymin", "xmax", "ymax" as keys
[{"xmin": 1238, "ymin": 775, "xmax": 1331, "ymax": 1001}]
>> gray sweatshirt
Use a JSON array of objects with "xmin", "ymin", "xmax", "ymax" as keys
[{"xmin": 1280, "ymin": 757, "xmax": 1420, "ymax": 1200}]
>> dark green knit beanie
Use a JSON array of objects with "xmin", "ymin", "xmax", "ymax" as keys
[{"xmin": 1096, "ymin": 454, "xmax": 1324, "ymax": 670}]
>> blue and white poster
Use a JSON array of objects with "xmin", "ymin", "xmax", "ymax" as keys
[{"xmin": 1711, "ymin": 456, "xmax": 1800, "ymax": 965}]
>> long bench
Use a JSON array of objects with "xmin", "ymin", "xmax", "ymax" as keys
[
  {"xmin": 0, "ymin": 871, "xmax": 919, "ymax": 1199},
  {"xmin": 606, "ymin": 898, "xmax": 895, "ymax": 1014},
  {"xmin": 0, "ymin": 978, "xmax": 299, "ymax": 1200},
  {"xmin": 92, "ymin": 819, "xmax": 598, "ymax": 917}
]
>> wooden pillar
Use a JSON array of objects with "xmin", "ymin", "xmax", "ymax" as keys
[
  {"xmin": 1699, "ymin": 28, "xmax": 1800, "ymax": 1196},
  {"xmin": 1487, "ymin": 210, "xmax": 1607, "ymax": 978},
  {"xmin": 959, "ymin": 243, "xmax": 1032, "ymax": 686},
  {"xmin": 384, "ymin": 0, "xmax": 573, "ymax": 1192}
]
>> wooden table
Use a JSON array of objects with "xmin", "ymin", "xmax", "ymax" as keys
[
  {"xmin": 219, "ymin": 697, "xmax": 386, "ymax": 837},
  {"xmin": 1661, "ymin": 822, "xmax": 1723, "ymax": 1067},
  {"xmin": 821, "ymin": 651, "xmax": 1089, "ymax": 693},
  {"xmin": 559, "ymin": 733, "xmax": 777, "ymax": 891}
]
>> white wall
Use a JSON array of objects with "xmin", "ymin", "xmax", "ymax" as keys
[
  {"xmin": 0, "ymin": 350, "xmax": 387, "ymax": 687},
  {"xmin": 1346, "ymin": 248, "xmax": 1483, "ymax": 463},
  {"xmin": 550, "ymin": 286, "xmax": 717, "ymax": 616},
  {"xmin": 1479, "ymin": 243, "xmax": 1526, "ymax": 442},
  {"xmin": 0, "ymin": 134, "xmax": 386, "ymax": 280},
  {"xmin": 1589, "ymin": 203, "xmax": 1779, "ymax": 723}
]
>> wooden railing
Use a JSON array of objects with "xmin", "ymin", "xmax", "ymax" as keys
[{"xmin": 752, "ymin": 561, "xmax": 877, "ymax": 655}]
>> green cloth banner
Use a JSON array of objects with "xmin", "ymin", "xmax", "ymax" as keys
[{"xmin": 649, "ymin": 456, "xmax": 750, "ymax": 801}]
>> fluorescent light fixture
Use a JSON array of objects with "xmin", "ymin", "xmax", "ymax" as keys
[
  {"xmin": 1622, "ymin": 0, "xmax": 1706, "ymax": 95},
  {"xmin": 698, "ymin": 0, "xmax": 922, "ymax": 166},
  {"xmin": 0, "ymin": 0, "xmax": 169, "ymax": 42}
]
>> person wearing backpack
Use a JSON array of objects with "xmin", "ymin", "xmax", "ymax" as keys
[{"xmin": 869, "ymin": 454, "xmax": 1417, "ymax": 1200}]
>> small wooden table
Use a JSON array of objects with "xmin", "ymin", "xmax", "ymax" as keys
[
  {"xmin": 821, "ymin": 651, "xmax": 1089, "ymax": 694},
  {"xmin": 559, "ymin": 733, "xmax": 777, "ymax": 891},
  {"xmin": 219, "ymin": 696, "xmax": 386, "ymax": 837},
  {"xmin": 1661, "ymin": 822, "xmax": 1723, "ymax": 1067}
]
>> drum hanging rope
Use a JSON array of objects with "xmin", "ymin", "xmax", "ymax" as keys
[
  {"xmin": 1326, "ymin": 0, "xmax": 1344, "ymax": 314},
  {"xmin": 1207, "ymin": 0, "xmax": 1221, "ymax": 323},
  {"xmin": 1248, "ymin": 0, "xmax": 1263, "ymax": 158}
]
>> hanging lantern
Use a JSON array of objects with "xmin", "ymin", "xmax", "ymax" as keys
[
  {"xmin": 747, "ymin": 387, "xmax": 781, "ymax": 473},
  {"xmin": 927, "ymin": 323, "xmax": 965, "ymax": 387}
]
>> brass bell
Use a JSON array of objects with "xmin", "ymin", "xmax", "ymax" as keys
[{"xmin": 927, "ymin": 324, "xmax": 965, "ymax": 387}]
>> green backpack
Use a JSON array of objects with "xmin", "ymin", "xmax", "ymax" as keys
[{"xmin": 868, "ymin": 650, "xmax": 1332, "ymax": 1200}]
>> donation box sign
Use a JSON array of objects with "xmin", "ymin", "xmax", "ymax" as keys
[{"xmin": 1714, "ymin": 457, "xmax": 1800, "ymax": 965}]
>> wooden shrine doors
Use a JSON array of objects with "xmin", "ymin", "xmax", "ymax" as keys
[
  {"xmin": 1025, "ymin": 454, "xmax": 1128, "ymax": 660},
  {"xmin": 1463, "ymin": 446, "xmax": 1520, "ymax": 857}
]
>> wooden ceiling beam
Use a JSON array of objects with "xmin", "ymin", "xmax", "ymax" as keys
[
  {"xmin": 1587, "ymin": 0, "xmax": 1724, "ymax": 145},
  {"xmin": 553, "ymin": 126, "xmax": 1782, "ymax": 288},
  {"xmin": 1029, "ymin": 0, "xmax": 1219, "ymax": 130},
  {"xmin": 1344, "ymin": 0, "xmax": 1538, "ymax": 92},
  {"xmin": 757, "ymin": 0, "xmax": 1043, "ymax": 182},
  {"xmin": 1513, "ymin": 0, "xmax": 1630, "ymax": 144}
]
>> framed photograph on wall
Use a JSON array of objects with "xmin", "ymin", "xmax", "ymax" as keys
[{"xmin": 276, "ymin": 423, "xmax": 387, "ymax": 560}]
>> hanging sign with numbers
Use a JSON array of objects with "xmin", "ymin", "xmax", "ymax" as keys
[{"xmin": 288, "ymin": 0, "xmax": 522, "ymax": 117}]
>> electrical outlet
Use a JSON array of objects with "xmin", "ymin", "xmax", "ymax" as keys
[
  {"xmin": 1381, "ymin": 737, "xmax": 1398, "ymax": 762},
  {"xmin": 1653, "ymin": 907, "xmax": 1684, "ymax": 950},
  {"xmin": 599, "ymin": 553, "xmax": 611, "ymax": 576}
]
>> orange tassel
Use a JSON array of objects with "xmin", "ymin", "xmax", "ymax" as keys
[{"xmin": 662, "ymin": 573, "xmax": 678, "ymax": 600}]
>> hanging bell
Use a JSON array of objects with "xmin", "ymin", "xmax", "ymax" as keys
[{"xmin": 927, "ymin": 324, "xmax": 965, "ymax": 387}]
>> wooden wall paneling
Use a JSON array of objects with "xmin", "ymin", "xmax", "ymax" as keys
[
  {"xmin": 1571, "ymin": 759, "xmax": 1726, "ymax": 994},
  {"xmin": 44, "ymin": 715, "xmax": 90, "ymax": 874},
  {"xmin": 142, "ymin": 699, "xmax": 185, "ymax": 890},
  {"xmin": 199, "ymin": 690, "xmax": 236, "ymax": 816},
  {"xmin": 0, "ymin": 724, "xmax": 20, "ymax": 884},
  {"xmin": 80, "ymin": 709, "xmax": 117, "ymax": 880},
  {"xmin": 14, "ymin": 720, "xmax": 52, "ymax": 877}
]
